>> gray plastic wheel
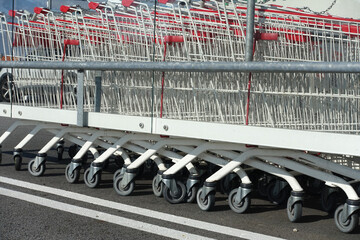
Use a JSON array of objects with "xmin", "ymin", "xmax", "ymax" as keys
[
  {"xmin": 334, "ymin": 204, "xmax": 359, "ymax": 233},
  {"xmin": 28, "ymin": 159, "xmax": 45, "ymax": 177},
  {"xmin": 163, "ymin": 180, "xmax": 187, "ymax": 204},
  {"xmin": 14, "ymin": 155, "xmax": 22, "ymax": 171},
  {"xmin": 84, "ymin": 168, "xmax": 101, "ymax": 188},
  {"xmin": 152, "ymin": 175, "xmax": 163, "ymax": 197},
  {"xmin": 196, "ymin": 188, "xmax": 215, "ymax": 211},
  {"xmin": 186, "ymin": 185, "xmax": 198, "ymax": 203},
  {"xmin": 113, "ymin": 174, "xmax": 135, "ymax": 196},
  {"xmin": 65, "ymin": 164, "xmax": 80, "ymax": 184},
  {"xmin": 228, "ymin": 188, "xmax": 251, "ymax": 214},
  {"xmin": 113, "ymin": 168, "xmax": 124, "ymax": 183},
  {"xmin": 287, "ymin": 197, "xmax": 302, "ymax": 222}
]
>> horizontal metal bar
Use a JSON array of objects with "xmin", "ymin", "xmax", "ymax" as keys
[{"xmin": 1, "ymin": 61, "xmax": 360, "ymax": 73}]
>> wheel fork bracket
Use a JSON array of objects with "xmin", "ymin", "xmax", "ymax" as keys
[
  {"xmin": 154, "ymin": 174, "xmax": 163, "ymax": 188},
  {"xmin": 162, "ymin": 178, "xmax": 179, "ymax": 196},
  {"xmin": 288, "ymin": 196, "xmax": 303, "ymax": 211},
  {"xmin": 69, "ymin": 161, "xmax": 82, "ymax": 175},
  {"xmin": 34, "ymin": 155, "xmax": 46, "ymax": 169},
  {"xmin": 13, "ymin": 148, "xmax": 23, "ymax": 157},
  {"xmin": 201, "ymin": 185, "xmax": 216, "ymax": 200},
  {"xmin": 235, "ymin": 187, "xmax": 252, "ymax": 205},
  {"xmin": 120, "ymin": 172, "xmax": 137, "ymax": 189},
  {"xmin": 186, "ymin": 178, "xmax": 200, "ymax": 194},
  {"xmin": 88, "ymin": 165, "xmax": 103, "ymax": 181},
  {"xmin": 341, "ymin": 202, "xmax": 360, "ymax": 223}
]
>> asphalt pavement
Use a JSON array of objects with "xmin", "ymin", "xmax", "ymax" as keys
[{"xmin": 0, "ymin": 117, "xmax": 359, "ymax": 240}]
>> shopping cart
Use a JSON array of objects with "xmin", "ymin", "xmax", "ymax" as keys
[{"xmin": 0, "ymin": 0, "xmax": 359, "ymax": 233}]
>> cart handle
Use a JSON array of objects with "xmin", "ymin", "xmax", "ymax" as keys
[
  {"xmin": 88, "ymin": 2, "xmax": 104, "ymax": 10},
  {"xmin": 34, "ymin": 7, "xmax": 50, "ymax": 15}
]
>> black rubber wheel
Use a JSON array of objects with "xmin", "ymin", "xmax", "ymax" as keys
[
  {"xmin": 81, "ymin": 153, "xmax": 88, "ymax": 166},
  {"xmin": 196, "ymin": 188, "xmax": 215, "ymax": 211},
  {"xmin": 152, "ymin": 175, "xmax": 163, "ymax": 197},
  {"xmin": 228, "ymin": 188, "xmax": 251, "ymax": 214},
  {"xmin": 57, "ymin": 146, "xmax": 64, "ymax": 161},
  {"xmin": 304, "ymin": 177, "xmax": 324, "ymax": 195},
  {"xmin": 84, "ymin": 168, "xmax": 101, "ymax": 188},
  {"xmin": 0, "ymin": 73, "xmax": 13, "ymax": 102},
  {"xmin": 14, "ymin": 155, "xmax": 22, "ymax": 171},
  {"xmin": 257, "ymin": 176, "xmax": 269, "ymax": 197},
  {"xmin": 334, "ymin": 204, "xmax": 359, "ymax": 233},
  {"xmin": 321, "ymin": 190, "xmax": 338, "ymax": 213},
  {"xmin": 287, "ymin": 198, "xmax": 303, "ymax": 222},
  {"xmin": 267, "ymin": 181, "xmax": 289, "ymax": 205},
  {"xmin": 68, "ymin": 144, "xmax": 78, "ymax": 159},
  {"xmin": 103, "ymin": 159, "xmax": 110, "ymax": 170},
  {"xmin": 163, "ymin": 180, "xmax": 187, "ymax": 204},
  {"xmin": 65, "ymin": 164, "xmax": 80, "ymax": 184},
  {"xmin": 186, "ymin": 185, "xmax": 198, "ymax": 203},
  {"xmin": 220, "ymin": 173, "xmax": 240, "ymax": 195},
  {"xmin": 28, "ymin": 159, "xmax": 46, "ymax": 177},
  {"xmin": 114, "ymin": 156, "xmax": 124, "ymax": 168},
  {"xmin": 113, "ymin": 174, "xmax": 135, "ymax": 196}
]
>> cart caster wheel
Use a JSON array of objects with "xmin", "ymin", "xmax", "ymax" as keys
[
  {"xmin": 334, "ymin": 205, "xmax": 359, "ymax": 233},
  {"xmin": 57, "ymin": 146, "xmax": 64, "ymax": 161},
  {"xmin": 113, "ymin": 174, "xmax": 135, "ymax": 196},
  {"xmin": 228, "ymin": 188, "xmax": 251, "ymax": 214},
  {"xmin": 257, "ymin": 176, "xmax": 269, "ymax": 197},
  {"xmin": 152, "ymin": 175, "xmax": 164, "ymax": 197},
  {"xmin": 81, "ymin": 153, "xmax": 88, "ymax": 166},
  {"xmin": 267, "ymin": 181, "xmax": 289, "ymax": 205},
  {"xmin": 68, "ymin": 144, "xmax": 78, "ymax": 159},
  {"xmin": 287, "ymin": 198, "xmax": 302, "ymax": 222},
  {"xmin": 103, "ymin": 159, "xmax": 110, "ymax": 170},
  {"xmin": 220, "ymin": 173, "xmax": 239, "ymax": 195},
  {"xmin": 196, "ymin": 188, "xmax": 215, "ymax": 211},
  {"xmin": 186, "ymin": 185, "xmax": 198, "ymax": 203},
  {"xmin": 113, "ymin": 168, "xmax": 124, "ymax": 183},
  {"xmin": 14, "ymin": 155, "xmax": 22, "ymax": 171},
  {"xmin": 114, "ymin": 156, "xmax": 124, "ymax": 168},
  {"xmin": 28, "ymin": 159, "xmax": 45, "ymax": 177},
  {"xmin": 163, "ymin": 180, "xmax": 187, "ymax": 204},
  {"xmin": 321, "ymin": 190, "xmax": 338, "ymax": 213},
  {"xmin": 84, "ymin": 168, "xmax": 101, "ymax": 188},
  {"xmin": 65, "ymin": 164, "xmax": 80, "ymax": 184},
  {"xmin": 187, "ymin": 185, "xmax": 199, "ymax": 203}
]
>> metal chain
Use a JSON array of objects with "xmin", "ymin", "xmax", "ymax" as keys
[{"xmin": 301, "ymin": 0, "xmax": 337, "ymax": 15}]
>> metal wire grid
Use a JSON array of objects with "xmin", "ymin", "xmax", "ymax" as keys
[{"xmin": 1, "ymin": 1, "xmax": 360, "ymax": 134}]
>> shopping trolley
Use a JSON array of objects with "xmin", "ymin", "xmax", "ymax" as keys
[{"xmin": 0, "ymin": 0, "xmax": 359, "ymax": 233}]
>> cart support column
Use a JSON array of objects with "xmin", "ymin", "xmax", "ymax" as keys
[
  {"xmin": 245, "ymin": 0, "xmax": 256, "ymax": 62},
  {"xmin": 94, "ymin": 71, "xmax": 102, "ymax": 113},
  {"xmin": 77, "ymin": 69, "xmax": 85, "ymax": 127}
]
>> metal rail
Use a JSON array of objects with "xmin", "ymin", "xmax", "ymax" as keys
[{"xmin": 1, "ymin": 61, "xmax": 360, "ymax": 73}]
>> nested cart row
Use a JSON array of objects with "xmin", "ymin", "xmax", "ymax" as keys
[{"xmin": 0, "ymin": 0, "xmax": 359, "ymax": 234}]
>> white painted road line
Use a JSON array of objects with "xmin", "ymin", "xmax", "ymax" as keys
[
  {"xmin": 0, "ymin": 176, "xmax": 285, "ymax": 240},
  {"xmin": 0, "ymin": 187, "xmax": 215, "ymax": 240}
]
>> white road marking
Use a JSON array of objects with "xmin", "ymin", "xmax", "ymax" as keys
[
  {"xmin": 0, "ymin": 176, "xmax": 285, "ymax": 240},
  {"xmin": 0, "ymin": 187, "xmax": 215, "ymax": 240}
]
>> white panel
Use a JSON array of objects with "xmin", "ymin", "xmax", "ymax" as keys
[
  {"xmin": 0, "ymin": 103, "xmax": 11, "ymax": 118},
  {"xmin": 87, "ymin": 112, "xmax": 152, "ymax": 133},
  {"xmin": 11, "ymin": 106, "xmax": 77, "ymax": 125},
  {"xmin": 153, "ymin": 118, "xmax": 360, "ymax": 157}
]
